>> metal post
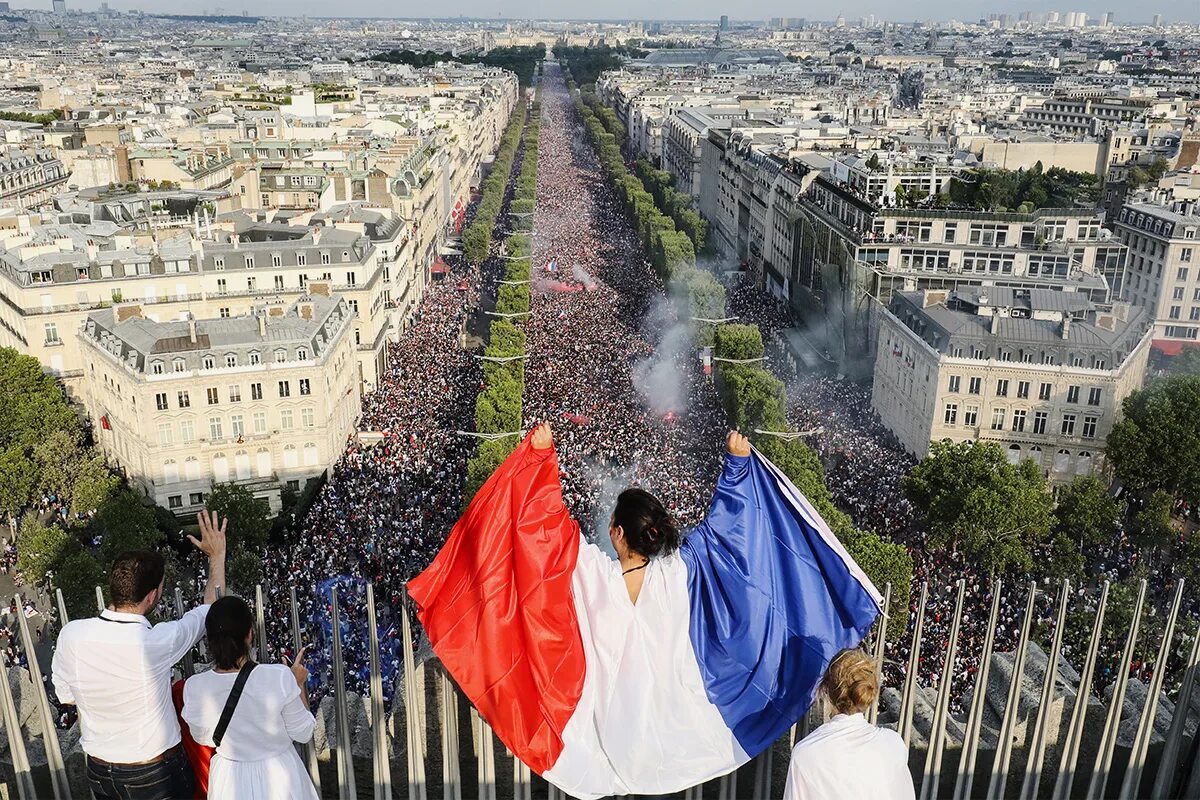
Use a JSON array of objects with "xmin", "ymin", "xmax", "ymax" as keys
[
  {"xmin": 986, "ymin": 580, "xmax": 1037, "ymax": 800},
  {"xmin": 13, "ymin": 593, "xmax": 70, "ymax": 799},
  {"xmin": 1151, "ymin": 585, "xmax": 1200, "ymax": 800},
  {"xmin": 289, "ymin": 586, "xmax": 321, "ymax": 794},
  {"xmin": 95, "ymin": 584, "xmax": 104, "ymax": 613},
  {"xmin": 899, "ymin": 582, "xmax": 929, "ymax": 748},
  {"xmin": 55, "ymin": 588, "xmax": 68, "ymax": 626},
  {"xmin": 366, "ymin": 584, "xmax": 394, "ymax": 800},
  {"xmin": 920, "ymin": 579, "xmax": 965, "ymax": 800},
  {"xmin": 867, "ymin": 583, "xmax": 891, "ymax": 725},
  {"xmin": 0, "ymin": 619, "xmax": 35, "ymax": 800},
  {"xmin": 1086, "ymin": 578, "xmax": 1147, "ymax": 800},
  {"xmin": 472, "ymin": 707, "xmax": 497, "ymax": 800},
  {"xmin": 1052, "ymin": 581, "xmax": 1110, "ymax": 800},
  {"xmin": 329, "ymin": 585, "xmax": 357, "ymax": 800},
  {"xmin": 512, "ymin": 748, "xmax": 531, "ymax": 800},
  {"xmin": 253, "ymin": 584, "xmax": 268, "ymax": 663},
  {"xmin": 172, "ymin": 588, "xmax": 194, "ymax": 678},
  {"xmin": 752, "ymin": 746, "xmax": 773, "ymax": 800},
  {"xmin": 400, "ymin": 598, "xmax": 427, "ymax": 800},
  {"xmin": 953, "ymin": 579, "xmax": 1003, "ymax": 800},
  {"xmin": 439, "ymin": 670, "xmax": 461, "ymax": 800},
  {"xmin": 1019, "ymin": 579, "xmax": 1071, "ymax": 800},
  {"xmin": 1119, "ymin": 579, "xmax": 1185, "ymax": 800},
  {"xmin": 718, "ymin": 771, "xmax": 737, "ymax": 800}
]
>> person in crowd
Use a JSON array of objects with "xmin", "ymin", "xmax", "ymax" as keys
[
  {"xmin": 51, "ymin": 510, "xmax": 227, "ymax": 800},
  {"xmin": 782, "ymin": 648, "xmax": 914, "ymax": 800},
  {"xmin": 181, "ymin": 595, "xmax": 318, "ymax": 800}
]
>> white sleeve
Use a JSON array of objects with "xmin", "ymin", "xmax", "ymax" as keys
[
  {"xmin": 277, "ymin": 667, "xmax": 316, "ymax": 744},
  {"xmin": 50, "ymin": 632, "xmax": 75, "ymax": 705},
  {"xmin": 781, "ymin": 748, "xmax": 813, "ymax": 800},
  {"xmin": 149, "ymin": 604, "xmax": 210, "ymax": 668},
  {"xmin": 181, "ymin": 677, "xmax": 216, "ymax": 747}
]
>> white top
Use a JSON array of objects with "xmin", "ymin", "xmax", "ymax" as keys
[
  {"xmin": 181, "ymin": 664, "xmax": 316, "ymax": 760},
  {"xmin": 51, "ymin": 606, "xmax": 209, "ymax": 762},
  {"xmin": 782, "ymin": 713, "xmax": 915, "ymax": 800}
]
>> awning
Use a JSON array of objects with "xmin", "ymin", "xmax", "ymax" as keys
[
  {"xmin": 1152, "ymin": 339, "xmax": 1191, "ymax": 357},
  {"xmin": 431, "ymin": 259, "xmax": 451, "ymax": 274}
]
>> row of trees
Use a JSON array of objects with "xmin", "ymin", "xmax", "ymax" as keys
[
  {"xmin": 465, "ymin": 96, "xmax": 540, "ymax": 500},
  {"xmin": 462, "ymin": 101, "xmax": 529, "ymax": 265},
  {"xmin": 710, "ymin": 326, "xmax": 914, "ymax": 638},
  {"xmin": 0, "ymin": 109, "xmax": 63, "ymax": 125},
  {"xmin": 550, "ymin": 45, "xmax": 645, "ymax": 87},
  {"xmin": 631, "ymin": 158, "xmax": 709, "ymax": 255},
  {"xmin": 947, "ymin": 163, "xmax": 1101, "ymax": 212},
  {"xmin": 367, "ymin": 46, "xmax": 546, "ymax": 87}
]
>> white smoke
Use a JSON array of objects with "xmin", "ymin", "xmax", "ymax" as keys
[
  {"xmin": 583, "ymin": 460, "xmax": 636, "ymax": 562},
  {"xmin": 571, "ymin": 263, "xmax": 597, "ymax": 290},
  {"xmin": 631, "ymin": 284, "xmax": 696, "ymax": 416}
]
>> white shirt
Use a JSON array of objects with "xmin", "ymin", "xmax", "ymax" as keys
[
  {"xmin": 782, "ymin": 713, "xmax": 915, "ymax": 800},
  {"xmin": 51, "ymin": 606, "xmax": 209, "ymax": 763}
]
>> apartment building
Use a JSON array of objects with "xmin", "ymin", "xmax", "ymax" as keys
[
  {"xmin": 78, "ymin": 294, "xmax": 358, "ymax": 514},
  {"xmin": 1020, "ymin": 95, "xmax": 1186, "ymax": 136},
  {"xmin": 873, "ymin": 287, "xmax": 1151, "ymax": 481},
  {"xmin": 0, "ymin": 207, "xmax": 414, "ymax": 392},
  {"xmin": 1112, "ymin": 201, "xmax": 1200, "ymax": 350},
  {"xmin": 0, "ymin": 147, "xmax": 68, "ymax": 209}
]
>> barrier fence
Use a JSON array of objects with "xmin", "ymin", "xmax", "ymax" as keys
[{"xmin": 2, "ymin": 576, "xmax": 1198, "ymax": 800}]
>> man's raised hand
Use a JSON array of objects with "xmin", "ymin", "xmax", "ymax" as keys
[
  {"xmin": 726, "ymin": 431, "xmax": 751, "ymax": 457},
  {"xmin": 188, "ymin": 509, "xmax": 228, "ymax": 562},
  {"xmin": 531, "ymin": 422, "xmax": 554, "ymax": 450}
]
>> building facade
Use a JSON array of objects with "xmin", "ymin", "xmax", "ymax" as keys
[
  {"xmin": 78, "ymin": 295, "xmax": 358, "ymax": 514},
  {"xmin": 1112, "ymin": 201, "xmax": 1200, "ymax": 351}
]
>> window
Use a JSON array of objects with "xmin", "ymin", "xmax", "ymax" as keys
[
  {"xmin": 247, "ymin": 277, "xmax": 257, "ymax": 292},
  {"xmin": 302, "ymin": 408, "xmax": 314, "ymax": 428},
  {"xmin": 168, "ymin": 496, "xmax": 183, "ymax": 510},
  {"xmin": 991, "ymin": 407, "xmax": 1006, "ymax": 430},
  {"xmin": 1086, "ymin": 387, "xmax": 1101, "ymax": 406},
  {"xmin": 948, "ymin": 375, "xmax": 961, "ymax": 393},
  {"xmin": 207, "ymin": 387, "xmax": 219, "ymax": 405},
  {"xmin": 190, "ymin": 492, "xmax": 205, "ymax": 506},
  {"xmin": 321, "ymin": 252, "xmax": 330, "ymax": 265},
  {"xmin": 249, "ymin": 351, "xmax": 261, "ymax": 365},
  {"xmin": 286, "ymin": 480, "xmax": 300, "ymax": 492},
  {"xmin": 1033, "ymin": 411, "xmax": 1049, "ymax": 435},
  {"xmin": 151, "ymin": 361, "xmax": 164, "ymax": 375},
  {"xmin": 275, "ymin": 350, "xmax": 287, "ymax": 364},
  {"xmin": 968, "ymin": 376, "xmax": 982, "ymax": 394},
  {"xmin": 251, "ymin": 382, "xmax": 263, "ymax": 401},
  {"xmin": 1171, "ymin": 306, "xmax": 1182, "ymax": 320},
  {"xmin": 280, "ymin": 409, "xmax": 294, "ymax": 430},
  {"xmin": 346, "ymin": 272, "xmax": 356, "ymax": 287},
  {"xmin": 996, "ymin": 379, "xmax": 1009, "ymax": 397},
  {"xmin": 180, "ymin": 420, "xmax": 195, "ymax": 443},
  {"xmin": 1012, "ymin": 409, "xmax": 1027, "ymax": 432},
  {"xmin": 299, "ymin": 378, "xmax": 311, "ymax": 395},
  {"xmin": 297, "ymin": 254, "xmax": 307, "ymax": 267},
  {"xmin": 1042, "ymin": 353, "xmax": 1056, "ymax": 366},
  {"xmin": 225, "ymin": 354, "xmax": 237, "ymax": 368},
  {"xmin": 274, "ymin": 275, "xmax": 284, "ymax": 290},
  {"xmin": 155, "ymin": 392, "xmax": 169, "ymax": 411},
  {"xmin": 173, "ymin": 358, "xmax": 186, "ymax": 373},
  {"xmin": 964, "ymin": 405, "xmax": 979, "ymax": 427},
  {"xmin": 253, "ymin": 412, "xmax": 267, "ymax": 434},
  {"xmin": 44, "ymin": 323, "xmax": 59, "ymax": 344},
  {"xmin": 230, "ymin": 414, "xmax": 245, "ymax": 437},
  {"xmin": 1017, "ymin": 380, "xmax": 1030, "ymax": 399},
  {"xmin": 1061, "ymin": 414, "xmax": 1076, "ymax": 436},
  {"xmin": 178, "ymin": 391, "xmax": 191, "ymax": 408},
  {"xmin": 219, "ymin": 307, "xmax": 230, "ymax": 319},
  {"xmin": 944, "ymin": 403, "xmax": 958, "ymax": 425},
  {"xmin": 1039, "ymin": 383, "xmax": 1052, "ymax": 401},
  {"xmin": 209, "ymin": 416, "xmax": 224, "ymax": 441},
  {"xmin": 1082, "ymin": 416, "xmax": 1097, "ymax": 439},
  {"xmin": 272, "ymin": 254, "xmax": 282, "ymax": 267},
  {"xmin": 1174, "ymin": 287, "xmax": 1186, "ymax": 301},
  {"xmin": 1178, "ymin": 267, "xmax": 1190, "ymax": 280},
  {"xmin": 297, "ymin": 348, "xmax": 308, "ymax": 361},
  {"xmin": 245, "ymin": 256, "xmax": 255, "ymax": 269},
  {"xmin": 1183, "ymin": 247, "xmax": 1194, "ymax": 263},
  {"xmin": 943, "ymin": 223, "xmax": 957, "ymax": 243},
  {"xmin": 217, "ymin": 278, "xmax": 227, "ymax": 295},
  {"xmin": 278, "ymin": 380, "xmax": 290, "ymax": 398},
  {"xmin": 157, "ymin": 423, "xmax": 173, "ymax": 446},
  {"xmin": 202, "ymin": 355, "xmax": 216, "ymax": 370},
  {"xmin": 229, "ymin": 385, "xmax": 242, "ymax": 403},
  {"xmin": 1066, "ymin": 385, "xmax": 1080, "ymax": 404}
]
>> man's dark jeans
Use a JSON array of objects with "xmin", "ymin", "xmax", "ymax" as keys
[{"xmin": 86, "ymin": 747, "xmax": 195, "ymax": 800}]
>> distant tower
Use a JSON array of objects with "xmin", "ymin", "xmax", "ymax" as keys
[
  {"xmin": 835, "ymin": 12, "xmax": 846, "ymax": 27},
  {"xmin": 1102, "ymin": 11, "xmax": 1114, "ymax": 26},
  {"xmin": 51, "ymin": 0, "xmax": 66, "ymax": 13},
  {"xmin": 1046, "ymin": 10, "xmax": 1060, "ymax": 23},
  {"xmin": 1152, "ymin": 13, "xmax": 1162, "ymax": 26},
  {"xmin": 719, "ymin": 14, "xmax": 729, "ymax": 30}
]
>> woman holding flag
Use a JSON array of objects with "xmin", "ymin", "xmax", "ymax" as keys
[{"xmin": 408, "ymin": 423, "xmax": 885, "ymax": 799}]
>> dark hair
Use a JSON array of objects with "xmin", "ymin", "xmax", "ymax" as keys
[
  {"xmin": 612, "ymin": 488, "xmax": 681, "ymax": 558},
  {"xmin": 206, "ymin": 595, "xmax": 254, "ymax": 670},
  {"xmin": 109, "ymin": 550, "xmax": 165, "ymax": 607}
]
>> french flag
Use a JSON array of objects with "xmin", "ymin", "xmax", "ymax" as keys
[{"xmin": 408, "ymin": 435, "xmax": 882, "ymax": 799}]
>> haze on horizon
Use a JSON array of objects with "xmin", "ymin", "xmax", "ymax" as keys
[{"xmin": 42, "ymin": 0, "xmax": 1200, "ymax": 24}]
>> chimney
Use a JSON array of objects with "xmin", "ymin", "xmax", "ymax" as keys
[
  {"xmin": 990, "ymin": 313, "xmax": 1001, "ymax": 334},
  {"xmin": 85, "ymin": 238, "xmax": 99, "ymax": 261},
  {"xmin": 258, "ymin": 311, "xmax": 267, "ymax": 337},
  {"xmin": 232, "ymin": 234, "xmax": 240, "ymax": 249},
  {"xmin": 1061, "ymin": 315, "xmax": 1072, "ymax": 340},
  {"xmin": 311, "ymin": 226, "xmax": 322, "ymax": 246},
  {"xmin": 188, "ymin": 312, "xmax": 197, "ymax": 344}
]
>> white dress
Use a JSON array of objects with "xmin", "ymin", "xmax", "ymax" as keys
[
  {"xmin": 182, "ymin": 664, "xmax": 318, "ymax": 800},
  {"xmin": 782, "ymin": 713, "xmax": 915, "ymax": 800}
]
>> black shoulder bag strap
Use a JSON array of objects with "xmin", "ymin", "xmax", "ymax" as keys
[{"xmin": 212, "ymin": 661, "xmax": 257, "ymax": 748}]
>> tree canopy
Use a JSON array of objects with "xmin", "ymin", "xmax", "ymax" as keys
[
  {"xmin": 948, "ymin": 164, "xmax": 1099, "ymax": 211},
  {"xmin": 1107, "ymin": 375, "xmax": 1200, "ymax": 503}
]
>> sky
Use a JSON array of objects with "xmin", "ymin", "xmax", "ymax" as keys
[{"xmin": 49, "ymin": 0, "xmax": 1200, "ymax": 23}]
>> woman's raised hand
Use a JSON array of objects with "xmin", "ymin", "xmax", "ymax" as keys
[
  {"xmin": 531, "ymin": 422, "xmax": 554, "ymax": 450},
  {"xmin": 286, "ymin": 645, "xmax": 309, "ymax": 689},
  {"xmin": 726, "ymin": 431, "xmax": 751, "ymax": 457}
]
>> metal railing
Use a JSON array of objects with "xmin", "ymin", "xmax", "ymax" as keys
[{"xmin": 3, "ymin": 575, "xmax": 1197, "ymax": 800}]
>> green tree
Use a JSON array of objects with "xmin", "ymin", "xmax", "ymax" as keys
[
  {"xmin": 1107, "ymin": 375, "xmax": 1200, "ymax": 503},
  {"xmin": 70, "ymin": 453, "xmax": 119, "ymax": 521},
  {"xmin": 1168, "ymin": 348, "xmax": 1200, "ymax": 376},
  {"xmin": 92, "ymin": 489, "xmax": 163, "ymax": 567},
  {"xmin": 903, "ymin": 441, "xmax": 1054, "ymax": 573},
  {"xmin": 1131, "ymin": 489, "xmax": 1176, "ymax": 553},
  {"xmin": 32, "ymin": 429, "xmax": 83, "ymax": 500},
  {"xmin": 1054, "ymin": 475, "xmax": 1122, "ymax": 549},
  {"xmin": 0, "ymin": 348, "xmax": 80, "ymax": 453},
  {"xmin": 0, "ymin": 446, "xmax": 34, "ymax": 524},
  {"xmin": 205, "ymin": 483, "xmax": 271, "ymax": 588},
  {"xmin": 714, "ymin": 324, "xmax": 765, "ymax": 361},
  {"xmin": 56, "ymin": 545, "xmax": 105, "ymax": 619},
  {"xmin": 15, "ymin": 516, "xmax": 71, "ymax": 587}
]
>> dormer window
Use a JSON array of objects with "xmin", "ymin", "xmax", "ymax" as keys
[
  {"xmin": 274, "ymin": 349, "xmax": 287, "ymax": 364},
  {"xmin": 202, "ymin": 355, "xmax": 216, "ymax": 370},
  {"xmin": 151, "ymin": 360, "xmax": 164, "ymax": 375},
  {"xmin": 172, "ymin": 358, "xmax": 186, "ymax": 373},
  {"xmin": 249, "ymin": 351, "xmax": 261, "ymax": 365},
  {"xmin": 225, "ymin": 354, "xmax": 238, "ymax": 368},
  {"xmin": 296, "ymin": 348, "xmax": 308, "ymax": 361}
]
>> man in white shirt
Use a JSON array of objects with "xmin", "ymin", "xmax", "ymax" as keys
[{"xmin": 52, "ymin": 510, "xmax": 227, "ymax": 800}]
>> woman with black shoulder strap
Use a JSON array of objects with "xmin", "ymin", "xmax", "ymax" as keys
[{"xmin": 181, "ymin": 596, "xmax": 318, "ymax": 799}]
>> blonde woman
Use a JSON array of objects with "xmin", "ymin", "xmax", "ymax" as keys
[{"xmin": 782, "ymin": 648, "xmax": 915, "ymax": 800}]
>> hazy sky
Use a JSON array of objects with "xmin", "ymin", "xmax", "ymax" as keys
[{"xmin": 62, "ymin": 0, "xmax": 1200, "ymax": 23}]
